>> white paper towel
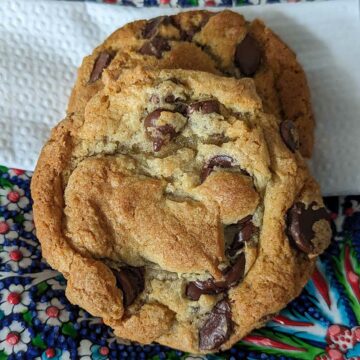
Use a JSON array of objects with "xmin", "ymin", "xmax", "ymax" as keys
[{"xmin": 0, "ymin": 0, "xmax": 359, "ymax": 195}]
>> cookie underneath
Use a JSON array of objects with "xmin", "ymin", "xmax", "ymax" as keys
[{"xmin": 68, "ymin": 10, "xmax": 315, "ymax": 157}]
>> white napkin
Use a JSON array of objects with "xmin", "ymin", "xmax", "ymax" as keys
[{"xmin": 0, "ymin": 0, "xmax": 359, "ymax": 196}]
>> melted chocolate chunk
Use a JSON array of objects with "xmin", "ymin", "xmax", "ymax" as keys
[
  {"xmin": 207, "ymin": 155, "xmax": 233, "ymax": 169},
  {"xmin": 178, "ymin": 14, "xmax": 210, "ymax": 41},
  {"xmin": 168, "ymin": 77, "xmax": 183, "ymax": 85},
  {"xmin": 200, "ymin": 155, "xmax": 234, "ymax": 183},
  {"xmin": 188, "ymin": 100, "xmax": 221, "ymax": 115},
  {"xmin": 227, "ymin": 217, "xmax": 256, "ymax": 257},
  {"xmin": 113, "ymin": 267, "xmax": 144, "ymax": 307},
  {"xmin": 225, "ymin": 226, "xmax": 245, "ymax": 256},
  {"xmin": 234, "ymin": 34, "xmax": 261, "ymax": 77},
  {"xmin": 186, "ymin": 279, "xmax": 227, "ymax": 301},
  {"xmin": 199, "ymin": 300, "xmax": 233, "ymax": 350},
  {"xmin": 223, "ymin": 253, "xmax": 246, "ymax": 287},
  {"xmin": 144, "ymin": 109, "xmax": 178, "ymax": 151},
  {"xmin": 174, "ymin": 102, "xmax": 189, "ymax": 116},
  {"xmin": 198, "ymin": 14, "xmax": 211, "ymax": 29},
  {"xmin": 89, "ymin": 51, "xmax": 114, "ymax": 83},
  {"xmin": 287, "ymin": 202, "xmax": 330, "ymax": 253},
  {"xmin": 144, "ymin": 108, "xmax": 164, "ymax": 127},
  {"xmin": 139, "ymin": 36, "xmax": 171, "ymax": 59},
  {"xmin": 142, "ymin": 16, "xmax": 170, "ymax": 39},
  {"xmin": 164, "ymin": 94, "xmax": 176, "ymax": 103},
  {"xmin": 180, "ymin": 29, "xmax": 195, "ymax": 42},
  {"xmin": 280, "ymin": 120, "xmax": 299, "ymax": 152},
  {"xmin": 186, "ymin": 253, "xmax": 246, "ymax": 301}
]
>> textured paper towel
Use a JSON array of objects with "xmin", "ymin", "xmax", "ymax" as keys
[{"xmin": 0, "ymin": 0, "xmax": 359, "ymax": 195}]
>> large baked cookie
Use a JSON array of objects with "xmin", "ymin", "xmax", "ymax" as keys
[
  {"xmin": 68, "ymin": 10, "xmax": 315, "ymax": 157},
  {"xmin": 32, "ymin": 68, "xmax": 330, "ymax": 353}
]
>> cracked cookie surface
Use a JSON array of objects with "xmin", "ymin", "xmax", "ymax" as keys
[
  {"xmin": 68, "ymin": 10, "xmax": 315, "ymax": 157},
  {"xmin": 32, "ymin": 68, "xmax": 330, "ymax": 353}
]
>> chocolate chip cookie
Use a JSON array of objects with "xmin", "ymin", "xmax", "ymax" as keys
[
  {"xmin": 68, "ymin": 10, "xmax": 315, "ymax": 157},
  {"xmin": 32, "ymin": 68, "xmax": 330, "ymax": 353}
]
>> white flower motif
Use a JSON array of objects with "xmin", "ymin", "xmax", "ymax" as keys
[
  {"xmin": 0, "ymin": 218, "xmax": 18, "ymax": 244},
  {"xmin": 346, "ymin": 200, "xmax": 360, "ymax": 215},
  {"xmin": 0, "ymin": 284, "xmax": 31, "ymax": 315},
  {"xmin": 23, "ymin": 211, "xmax": 35, "ymax": 235},
  {"xmin": 61, "ymin": 350, "xmax": 71, "ymax": 360},
  {"xmin": 0, "ymin": 320, "xmax": 31, "ymax": 355},
  {"xmin": 77, "ymin": 340, "xmax": 110, "ymax": 360},
  {"xmin": 9, "ymin": 169, "xmax": 31, "ymax": 180},
  {"xmin": 37, "ymin": 298, "xmax": 70, "ymax": 326},
  {"xmin": 78, "ymin": 340, "xmax": 93, "ymax": 359},
  {"xmin": 47, "ymin": 275, "xmax": 66, "ymax": 290},
  {"xmin": 0, "ymin": 245, "xmax": 33, "ymax": 271},
  {"xmin": 0, "ymin": 185, "xmax": 29, "ymax": 211}
]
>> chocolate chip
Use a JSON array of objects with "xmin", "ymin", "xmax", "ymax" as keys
[
  {"xmin": 139, "ymin": 36, "xmax": 171, "ymax": 59},
  {"xmin": 142, "ymin": 16, "xmax": 170, "ymax": 39},
  {"xmin": 240, "ymin": 215, "xmax": 253, "ymax": 225},
  {"xmin": 165, "ymin": 94, "xmax": 175, "ymax": 103},
  {"xmin": 180, "ymin": 29, "xmax": 195, "ymax": 42},
  {"xmin": 186, "ymin": 279, "xmax": 227, "ymax": 301},
  {"xmin": 89, "ymin": 51, "xmax": 114, "ymax": 83},
  {"xmin": 177, "ymin": 13, "xmax": 210, "ymax": 41},
  {"xmin": 144, "ymin": 109, "xmax": 163, "ymax": 127},
  {"xmin": 223, "ymin": 253, "xmax": 245, "ymax": 287},
  {"xmin": 180, "ymin": 25, "xmax": 204, "ymax": 41},
  {"xmin": 168, "ymin": 77, "xmax": 183, "ymax": 85},
  {"xmin": 287, "ymin": 202, "xmax": 330, "ymax": 254},
  {"xmin": 200, "ymin": 155, "xmax": 234, "ymax": 183},
  {"xmin": 113, "ymin": 267, "xmax": 144, "ymax": 307},
  {"xmin": 280, "ymin": 120, "xmax": 299, "ymax": 152},
  {"xmin": 225, "ymin": 225, "xmax": 245, "ymax": 256},
  {"xmin": 198, "ymin": 14, "xmax": 211, "ymax": 29},
  {"xmin": 234, "ymin": 34, "xmax": 261, "ymax": 77},
  {"xmin": 199, "ymin": 300, "xmax": 233, "ymax": 350},
  {"xmin": 234, "ymin": 220, "xmax": 256, "ymax": 244},
  {"xmin": 186, "ymin": 253, "xmax": 246, "ymax": 301},
  {"xmin": 227, "ymin": 217, "xmax": 256, "ymax": 257},
  {"xmin": 208, "ymin": 155, "xmax": 233, "ymax": 169},
  {"xmin": 188, "ymin": 100, "xmax": 221, "ymax": 115},
  {"xmin": 174, "ymin": 102, "xmax": 188, "ymax": 116},
  {"xmin": 144, "ymin": 109, "xmax": 178, "ymax": 151}
]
